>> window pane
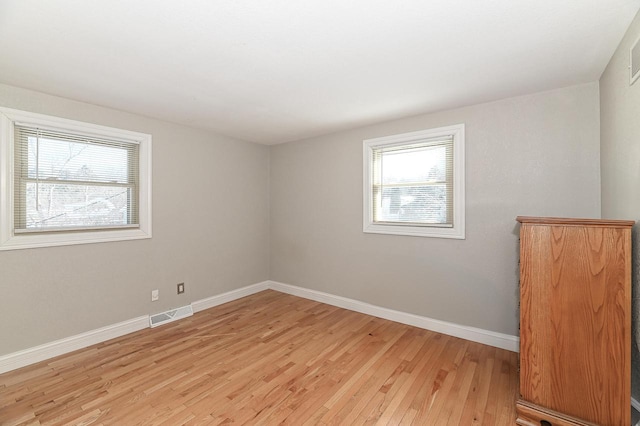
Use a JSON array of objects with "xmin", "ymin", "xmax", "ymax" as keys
[
  {"xmin": 378, "ymin": 185, "xmax": 447, "ymax": 224},
  {"xmin": 27, "ymin": 136, "xmax": 130, "ymax": 183},
  {"xmin": 373, "ymin": 141, "xmax": 452, "ymax": 225},
  {"xmin": 25, "ymin": 183, "xmax": 132, "ymax": 229},
  {"xmin": 381, "ymin": 145, "xmax": 446, "ymax": 184}
]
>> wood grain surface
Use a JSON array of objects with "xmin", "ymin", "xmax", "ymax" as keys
[
  {"xmin": 0, "ymin": 290, "xmax": 518, "ymax": 425},
  {"xmin": 518, "ymin": 218, "xmax": 631, "ymax": 425}
]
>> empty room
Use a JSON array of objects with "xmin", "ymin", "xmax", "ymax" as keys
[{"xmin": 1, "ymin": 1, "xmax": 640, "ymax": 425}]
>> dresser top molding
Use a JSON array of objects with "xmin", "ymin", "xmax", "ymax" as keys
[{"xmin": 516, "ymin": 216, "xmax": 635, "ymax": 228}]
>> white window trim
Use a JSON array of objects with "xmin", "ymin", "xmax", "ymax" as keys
[
  {"xmin": 363, "ymin": 124, "xmax": 465, "ymax": 239},
  {"xmin": 0, "ymin": 107, "xmax": 152, "ymax": 250}
]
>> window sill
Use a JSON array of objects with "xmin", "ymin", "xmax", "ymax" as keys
[
  {"xmin": 0, "ymin": 227, "xmax": 152, "ymax": 251},
  {"xmin": 363, "ymin": 222, "xmax": 465, "ymax": 239}
]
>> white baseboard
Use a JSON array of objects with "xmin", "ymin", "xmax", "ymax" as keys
[
  {"xmin": 191, "ymin": 281, "xmax": 269, "ymax": 313},
  {"xmin": 0, "ymin": 281, "xmax": 270, "ymax": 375},
  {"xmin": 268, "ymin": 280, "xmax": 519, "ymax": 352},
  {"xmin": 0, "ymin": 315, "xmax": 148, "ymax": 374},
  {"xmin": 0, "ymin": 279, "xmax": 519, "ymax": 375}
]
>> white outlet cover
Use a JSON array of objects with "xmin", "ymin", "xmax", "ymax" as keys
[{"xmin": 151, "ymin": 289, "xmax": 159, "ymax": 301}]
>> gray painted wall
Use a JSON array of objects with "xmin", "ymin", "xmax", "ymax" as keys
[
  {"xmin": 0, "ymin": 78, "xmax": 606, "ymax": 357},
  {"xmin": 600, "ymin": 10, "xmax": 640, "ymax": 402},
  {"xmin": 0, "ymin": 84, "xmax": 270, "ymax": 355},
  {"xmin": 270, "ymin": 83, "xmax": 601, "ymax": 337}
]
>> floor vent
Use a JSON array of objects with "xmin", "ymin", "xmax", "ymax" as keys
[{"xmin": 149, "ymin": 305, "xmax": 193, "ymax": 328}]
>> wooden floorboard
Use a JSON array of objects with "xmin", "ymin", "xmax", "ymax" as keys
[{"xmin": 0, "ymin": 290, "xmax": 518, "ymax": 425}]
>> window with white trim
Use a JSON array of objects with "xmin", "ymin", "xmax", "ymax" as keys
[
  {"xmin": 363, "ymin": 124, "xmax": 465, "ymax": 239},
  {"xmin": 0, "ymin": 107, "xmax": 152, "ymax": 250}
]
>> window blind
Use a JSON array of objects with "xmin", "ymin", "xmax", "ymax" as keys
[
  {"xmin": 372, "ymin": 136, "xmax": 454, "ymax": 226},
  {"xmin": 13, "ymin": 124, "xmax": 140, "ymax": 232}
]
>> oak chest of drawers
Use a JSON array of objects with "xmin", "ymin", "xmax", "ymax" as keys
[{"xmin": 516, "ymin": 216, "xmax": 633, "ymax": 426}]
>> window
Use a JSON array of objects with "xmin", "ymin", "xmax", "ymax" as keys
[
  {"xmin": 0, "ymin": 107, "xmax": 152, "ymax": 250},
  {"xmin": 363, "ymin": 124, "xmax": 464, "ymax": 239}
]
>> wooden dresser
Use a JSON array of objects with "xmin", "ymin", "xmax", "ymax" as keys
[{"xmin": 516, "ymin": 217, "xmax": 633, "ymax": 426}]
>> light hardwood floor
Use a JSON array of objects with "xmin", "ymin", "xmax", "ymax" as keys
[{"xmin": 0, "ymin": 290, "xmax": 518, "ymax": 425}]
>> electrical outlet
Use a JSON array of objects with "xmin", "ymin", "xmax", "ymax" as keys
[
  {"xmin": 151, "ymin": 289, "xmax": 159, "ymax": 301},
  {"xmin": 177, "ymin": 283, "xmax": 185, "ymax": 294}
]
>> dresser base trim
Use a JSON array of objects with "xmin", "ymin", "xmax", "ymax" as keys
[{"xmin": 516, "ymin": 400, "xmax": 597, "ymax": 426}]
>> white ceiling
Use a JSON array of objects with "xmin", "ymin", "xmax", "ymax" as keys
[{"xmin": 0, "ymin": 1, "xmax": 639, "ymax": 145}]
